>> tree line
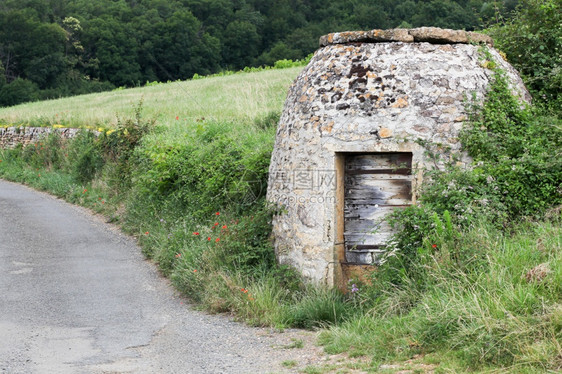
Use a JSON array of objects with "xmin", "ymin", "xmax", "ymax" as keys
[{"xmin": 0, "ymin": 0, "xmax": 520, "ymax": 107}]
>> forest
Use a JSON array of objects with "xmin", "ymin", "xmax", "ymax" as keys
[{"xmin": 0, "ymin": 0, "xmax": 522, "ymax": 107}]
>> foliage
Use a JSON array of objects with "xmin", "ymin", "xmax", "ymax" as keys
[
  {"xmin": 488, "ymin": 0, "xmax": 562, "ymax": 111},
  {"xmin": 0, "ymin": 0, "xmax": 521, "ymax": 107},
  {"xmin": 0, "ymin": 78, "xmax": 40, "ymax": 106},
  {"xmin": 66, "ymin": 130, "xmax": 104, "ymax": 183},
  {"xmin": 460, "ymin": 68, "xmax": 562, "ymax": 219},
  {"xmin": 131, "ymin": 120, "xmax": 273, "ymax": 219},
  {"xmin": 2, "ymin": 100, "xmax": 154, "ymax": 193}
]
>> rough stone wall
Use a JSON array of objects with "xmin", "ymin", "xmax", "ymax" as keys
[
  {"xmin": 0, "ymin": 127, "xmax": 81, "ymax": 148},
  {"xmin": 267, "ymin": 28, "xmax": 530, "ymax": 286}
]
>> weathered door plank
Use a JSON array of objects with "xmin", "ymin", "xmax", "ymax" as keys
[{"xmin": 343, "ymin": 152, "xmax": 413, "ymax": 264}]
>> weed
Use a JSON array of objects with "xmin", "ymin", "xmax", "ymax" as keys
[
  {"xmin": 281, "ymin": 360, "xmax": 298, "ymax": 368},
  {"xmin": 282, "ymin": 338, "xmax": 304, "ymax": 349}
]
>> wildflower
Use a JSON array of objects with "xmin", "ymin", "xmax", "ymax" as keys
[
  {"xmin": 175, "ymin": 253, "xmax": 181, "ymax": 258},
  {"xmin": 432, "ymin": 244, "xmax": 437, "ymax": 248},
  {"xmin": 193, "ymin": 232, "xmax": 199, "ymax": 235},
  {"xmin": 83, "ymin": 189, "xmax": 87, "ymax": 193},
  {"xmin": 193, "ymin": 269, "xmax": 197, "ymax": 273},
  {"xmin": 215, "ymin": 238, "xmax": 220, "ymax": 242},
  {"xmin": 241, "ymin": 288, "xmax": 248, "ymax": 293},
  {"xmin": 351, "ymin": 284, "xmax": 359, "ymax": 293},
  {"xmin": 215, "ymin": 212, "xmax": 220, "ymax": 216},
  {"xmin": 207, "ymin": 237, "xmax": 211, "ymax": 241},
  {"xmin": 222, "ymin": 225, "xmax": 227, "ymax": 229},
  {"xmin": 145, "ymin": 231, "xmax": 149, "ymax": 235},
  {"xmin": 175, "ymin": 116, "xmax": 179, "ymax": 120}
]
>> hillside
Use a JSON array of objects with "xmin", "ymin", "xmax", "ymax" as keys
[{"xmin": 0, "ymin": 67, "xmax": 302, "ymax": 129}]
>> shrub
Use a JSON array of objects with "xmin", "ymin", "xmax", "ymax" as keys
[
  {"xmin": 489, "ymin": 0, "xmax": 562, "ymax": 111},
  {"xmin": 0, "ymin": 78, "xmax": 40, "ymax": 107},
  {"xmin": 66, "ymin": 130, "xmax": 104, "ymax": 183}
]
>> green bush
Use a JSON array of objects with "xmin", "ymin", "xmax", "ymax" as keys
[
  {"xmin": 66, "ymin": 130, "xmax": 105, "ymax": 183},
  {"xmin": 0, "ymin": 78, "xmax": 40, "ymax": 107},
  {"xmin": 460, "ymin": 69, "xmax": 562, "ymax": 219},
  {"xmin": 489, "ymin": 0, "xmax": 562, "ymax": 111},
  {"xmin": 18, "ymin": 132, "xmax": 64, "ymax": 170},
  {"xmin": 132, "ymin": 120, "xmax": 273, "ymax": 219}
]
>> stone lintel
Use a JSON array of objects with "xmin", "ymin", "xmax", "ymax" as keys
[{"xmin": 319, "ymin": 27, "xmax": 493, "ymax": 47}]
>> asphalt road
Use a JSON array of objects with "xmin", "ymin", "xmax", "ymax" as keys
[{"xmin": 0, "ymin": 180, "xmax": 317, "ymax": 374}]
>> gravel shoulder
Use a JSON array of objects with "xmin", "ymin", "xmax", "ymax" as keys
[{"xmin": 0, "ymin": 179, "xmax": 330, "ymax": 373}]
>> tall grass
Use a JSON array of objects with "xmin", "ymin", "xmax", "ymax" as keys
[
  {"xmin": 319, "ymin": 221, "xmax": 562, "ymax": 372},
  {"xmin": 0, "ymin": 67, "xmax": 301, "ymax": 128}
]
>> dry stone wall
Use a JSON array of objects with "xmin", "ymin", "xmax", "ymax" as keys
[
  {"xmin": 0, "ymin": 127, "xmax": 81, "ymax": 148},
  {"xmin": 267, "ymin": 28, "xmax": 530, "ymax": 286}
]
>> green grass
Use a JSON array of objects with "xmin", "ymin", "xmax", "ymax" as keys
[
  {"xmin": 281, "ymin": 360, "xmax": 298, "ymax": 368},
  {"xmin": 0, "ymin": 67, "xmax": 302, "ymax": 128},
  {"xmin": 318, "ymin": 221, "xmax": 562, "ymax": 372}
]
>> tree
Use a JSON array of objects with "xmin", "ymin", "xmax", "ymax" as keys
[
  {"xmin": 0, "ymin": 78, "xmax": 39, "ymax": 107},
  {"xmin": 81, "ymin": 17, "xmax": 142, "ymax": 86},
  {"xmin": 489, "ymin": 0, "xmax": 561, "ymax": 109},
  {"xmin": 223, "ymin": 20, "xmax": 261, "ymax": 69},
  {"xmin": 411, "ymin": 0, "xmax": 478, "ymax": 30}
]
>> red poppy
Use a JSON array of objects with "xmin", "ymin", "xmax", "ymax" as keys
[
  {"xmin": 175, "ymin": 116, "xmax": 179, "ymax": 120},
  {"xmin": 215, "ymin": 238, "xmax": 220, "ymax": 242},
  {"xmin": 145, "ymin": 231, "xmax": 149, "ymax": 235},
  {"xmin": 222, "ymin": 225, "xmax": 227, "ymax": 229},
  {"xmin": 432, "ymin": 244, "xmax": 437, "ymax": 248},
  {"xmin": 207, "ymin": 237, "xmax": 211, "ymax": 241},
  {"xmin": 193, "ymin": 232, "xmax": 200, "ymax": 235},
  {"xmin": 215, "ymin": 212, "xmax": 220, "ymax": 216}
]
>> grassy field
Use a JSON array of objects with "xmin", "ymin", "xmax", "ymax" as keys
[{"xmin": 0, "ymin": 67, "xmax": 302, "ymax": 129}]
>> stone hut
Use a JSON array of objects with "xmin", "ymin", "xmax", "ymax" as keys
[{"xmin": 267, "ymin": 27, "xmax": 530, "ymax": 287}]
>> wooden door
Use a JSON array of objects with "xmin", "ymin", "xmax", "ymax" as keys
[{"xmin": 344, "ymin": 153, "xmax": 412, "ymax": 264}]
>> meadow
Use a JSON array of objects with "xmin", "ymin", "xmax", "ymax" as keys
[
  {"xmin": 0, "ymin": 67, "xmax": 302, "ymax": 129},
  {"xmin": 0, "ymin": 59, "xmax": 560, "ymax": 373}
]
